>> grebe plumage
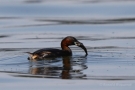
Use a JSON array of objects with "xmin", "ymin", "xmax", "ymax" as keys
[{"xmin": 27, "ymin": 36, "xmax": 88, "ymax": 60}]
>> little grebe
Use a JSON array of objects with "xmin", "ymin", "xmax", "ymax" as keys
[{"xmin": 27, "ymin": 36, "xmax": 88, "ymax": 60}]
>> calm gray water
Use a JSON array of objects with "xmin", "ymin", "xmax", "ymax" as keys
[{"xmin": 0, "ymin": 0, "xmax": 135, "ymax": 90}]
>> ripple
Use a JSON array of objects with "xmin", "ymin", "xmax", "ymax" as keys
[
  {"xmin": 0, "ymin": 35, "xmax": 10, "ymax": 38},
  {"xmin": 24, "ymin": 0, "xmax": 135, "ymax": 4},
  {"xmin": 1, "ymin": 17, "xmax": 135, "ymax": 28},
  {"xmin": 35, "ymin": 17, "xmax": 135, "ymax": 25}
]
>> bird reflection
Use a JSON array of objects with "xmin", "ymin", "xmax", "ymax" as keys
[
  {"xmin": 61, "ymin": 56, "xmax": 71, "ymax": 79},
  {"xmin": 29, "ymin": 56, "xmax": 87, "ymax": 79}
]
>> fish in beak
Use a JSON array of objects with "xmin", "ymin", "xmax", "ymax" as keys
[{"xmin": 74, "ymin": 42, "xmax": 88, "ymax": 56}]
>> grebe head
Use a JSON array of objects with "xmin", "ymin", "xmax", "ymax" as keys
[{"xmin": 61, "ymin": 36, "xmax": 88, "ymax": 56}]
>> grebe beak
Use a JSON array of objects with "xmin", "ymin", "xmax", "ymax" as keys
[{"xmin": 74, "ymin": 42, "xmax": 88, "ymax": 56}]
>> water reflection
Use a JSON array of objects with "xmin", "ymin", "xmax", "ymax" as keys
[
  {"xmin": 61, "ymin": 56, "xmax": 71, "ymax": 79},
  {"xmin": 15, "ymin": 56, "xmax": 87, "ymax": 79}
]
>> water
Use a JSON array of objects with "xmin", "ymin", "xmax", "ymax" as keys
[{"xmin": 0, "ymin": 0, "xmax": 135, "ymax": 90}]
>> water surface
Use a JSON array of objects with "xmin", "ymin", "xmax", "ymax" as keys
[{"xmin": 0, "ymin": 0, "xmax": 135, "ymax": 90}]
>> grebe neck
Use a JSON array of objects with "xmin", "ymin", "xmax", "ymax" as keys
[{"xmin": 61, "ymin": 42, "xmax": 72, "ymax": 55}]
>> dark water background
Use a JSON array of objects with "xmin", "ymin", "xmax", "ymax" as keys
[{"xmin": 0, "ymin": 0, "xmax": 135, "ymax": 90}]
